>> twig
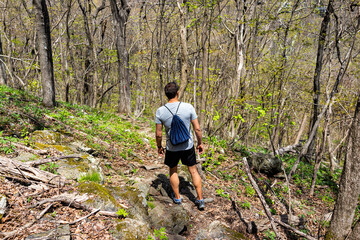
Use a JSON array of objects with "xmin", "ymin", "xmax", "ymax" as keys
[
  {"xmin": 11, "ymin": 161, "xmax": 29, "ymax": 181},
  {"xmin": 28, "ymin": 155, "xmax": 82, "ymax": 167},
  {"xmin": 273, "ymin": 218, "xmax": 317, "ymax": 240},
  {"xmin": 68, "ymin": 208, "xmax": 100, "ymax": 225}
]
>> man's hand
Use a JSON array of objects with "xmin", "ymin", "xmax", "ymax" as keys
[
  {"xmin": 158, "ymin": 146, "xmax": 165, "ymax": 156},
  {"xmin": 196, "ymin": 144, "xmax": 204, "ymax": 155}
]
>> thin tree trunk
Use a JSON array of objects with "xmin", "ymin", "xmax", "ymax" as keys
[
  {"xmin": 33, "ymin": 0, "xmax": 56, "ymax": 107},
  {"xmin": 307, "ymin": 0, "xmax": 333, "ymax": 156},
  {"xmin": 309, "ymin": 104, "xmax": 331, "ymax": 196},
  {"xmin": 0, "ymin": 33, "xmax": 7, "ymax": 85},
  {"xmin": 110, "ymin": 0, "xmax": 131, "ymax": 114},
  {"xmin": 294, "ymin": 113, "xmax": 307, "ymax": 144},
  {"xmin": 326, "ymin": 94, "xmax": 360, "ymax": 239},
  {"xmin": 199, "ymin": 9, "xmax": 209, "ymax": 130},
  {"xmin": 134, "ymin": 1, "xmax": 145, "ymax": 116},
  {"xmin": 156, "ymin": 0, "xmax": 165, "ymax": 105},
  {"xmin": 234, "ymin": 0, "xmax": 246, "ymax": 99},
  {"xmin": 177, "ymin": 0, "xmax": 189, "ymax": 100}
]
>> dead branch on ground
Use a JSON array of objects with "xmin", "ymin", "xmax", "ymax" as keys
[
  {"xmin": 0, "ymin": 156, "xmax": 67, "ymax": 186},
  {"xmin": 28, "ymin": 155, "xmax": 82, "ymax": 167},
  {"xmin": 242, "ymin": 157, "xmax": 317, "ymax": 240},
  {"xmin": 29, "ymin": 193, "xmax": 127, "ymax": 216}
]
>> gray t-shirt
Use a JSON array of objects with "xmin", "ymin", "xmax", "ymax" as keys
[{"xmin": 155, "ymin": 102, "xmax": 197, "ymax": 151}]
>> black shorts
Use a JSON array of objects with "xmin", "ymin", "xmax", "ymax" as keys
[{"xmin": 164, "ymin": 146, "xmax": 197, "ymax": 168}]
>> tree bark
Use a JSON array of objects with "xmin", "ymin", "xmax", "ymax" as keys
[
  {"xmin": 307, "ymin": 0, "xmax": 333, "ymax": 156},
  {"xmin": 326, "ymin": 94, "xmax": 360, "ymax": 239},
  {"xmin": 33, "ymin": 0, "xmax": 56, "ymax": 107},
  {"xmin": 199, "ymin": 8, "xmax": 209, "ymax": 130},
  {"xmin": 0, "ymin": 33, "xmax": 7, "ymax": 85},
  {"xmin": 177, "ymin": 1, "xmax": 189, "ymax": 100},
  {"xmin": 110, "ymin": 0, "xmax": 131, "ymax": 114},
  {"xmin": 348, "ymin": 221, "xmax": 360, "ymax": 240}
]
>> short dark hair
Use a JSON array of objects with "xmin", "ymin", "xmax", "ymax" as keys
[{"xmin": 164, "ymin": 82, "xmax": 179, "ymax": 100}]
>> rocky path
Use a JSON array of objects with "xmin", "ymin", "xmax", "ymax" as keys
[
  {"xmin": 0, "ymin": 126, "xmax": 251, "ymax": 240},
  {"xmin": 129, "ymin": 126, "xmax": 250, "ymax": 239}
]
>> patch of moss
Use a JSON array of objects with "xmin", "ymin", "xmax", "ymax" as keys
[
  {"xmin": 224, "ymin": 227, "xmax": 246, "ymax": 239},
  {"xmin": 66, "ymin": 158, "xmax": 90, "ymax": 172},
  {"xmin": 77, "ymin": 182, "xmax": 120, "ymax": 208},
  {"xmin": 34, "ymin": 142, "xmax": 72, "ymax": 153}
]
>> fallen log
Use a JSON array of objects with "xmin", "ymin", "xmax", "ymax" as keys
[
  {"xmin": 275, "ymin": 143, "xmax": 302, "ymax": 156},
  {"xmin": 0, "ymin": 156, "xmax": 67, "ymax": 186}
]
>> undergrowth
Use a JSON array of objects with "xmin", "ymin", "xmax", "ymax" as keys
[{"xmin": 0, "ymin": 86, "xmax": 155, "ymax": 160}]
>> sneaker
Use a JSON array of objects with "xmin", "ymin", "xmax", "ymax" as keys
[
  {"xmin": 195, "ymin": 199, "xmax": 205, "ymax": 210},
  {"xmin": 170, "ymin": 192, "xmax": 182, "ymax": 204}
]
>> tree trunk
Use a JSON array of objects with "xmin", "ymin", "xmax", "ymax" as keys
[
  {"xmin": 348, "ymin": 221, "xmax": 360, "ymax": 240},
  {"xmin": 0, "ymin": 33, "xmax": 7, "ymax": 85},
  {"xmin": 309, "ymin": 104, "xmax": 331, "ymax": 196},
  {"xmin": 326, "ymin": 94, "xmax": 360, "ymax": 239},
  {"xmin": 110, "ymin": 0, "xmax": 131, "ymax": 114},
  {"xmin": 33, "ymin": 0, "xmax": 56, "ymax": 107},
  {"xmin": 156, "ymin": 0, "xmax": 165, "ymax": 105},
  {"xmin": 234, "ymin": 0, "xmax": 246, "ymax": 99},
  {"xmin": 177, "ymin": 1, "xmax": 189, "ymax": 100},
  {"xmin": 307, "ymin": 0, "xmax": 333, "ymax": 156},
  {"xmin": 134, "ymin": 1, "xmax": 145, "ymax": 116},
  {"xmin": 199, "ymin": 9, "xmax": 209, "ymax": 130},
  {"xmin": 294, "ymin": 113, "xmax": 307, "ymax": 144}
]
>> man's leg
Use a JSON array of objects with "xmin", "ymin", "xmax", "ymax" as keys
[
  {"xmin": 169, "ymin": 166, "xmax": 180, "ymax": 199},
  {"xmin": 188, "ymin": 165, "xmax": 202, "ymax": 200}
]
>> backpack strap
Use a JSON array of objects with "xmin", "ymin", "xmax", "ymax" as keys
[
  {"xmin": 175, "ymin": 102, "xmax": 181, "ymax": 114},
  {"xmin": 164, "ymin": 105, "xmax": 174, "ymax": 116},
  {"xmin": 164, "ymin": 102, "xmax": 181, "ymax": 116}
]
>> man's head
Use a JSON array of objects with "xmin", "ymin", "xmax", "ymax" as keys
[{"xmin": 164, "ymin": 82, "xmax": 179, "ymax": 100}]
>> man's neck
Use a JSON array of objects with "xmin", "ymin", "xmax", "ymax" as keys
[{"xmin": 168, "ymin": 98, "xmax": 179, "ymax": 103}]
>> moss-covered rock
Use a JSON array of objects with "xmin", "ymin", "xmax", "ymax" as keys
[
  {"xmin": 30, "ymin": 130, "xmax": 70, "ymax": 145},
  {"xmin": 77, "ymin": 182, "xmax": 121, "ymax": 212},
  {"xmin": 117, "ymin": 187, "xmax": 149, "ymax": 223},
  {"xmin": 113, "ymin": 218, "xmax": 152, "ymax": 240},
  {"xmin": 149, "ymin": 204, "xmax": 189, "ymax": 235},
  {"xmin": 196, "ymin": 221, "xmax": 245, "ymax": 240}
]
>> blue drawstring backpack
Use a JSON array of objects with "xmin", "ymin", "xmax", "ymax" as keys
[{"xmin": 164, "ymin": 102, "xmax": 190, "ymax": 145}]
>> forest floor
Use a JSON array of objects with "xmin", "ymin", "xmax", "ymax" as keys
[{"xmin": 0, "ymin": 85, "xmax": 340, "ymax": 239}]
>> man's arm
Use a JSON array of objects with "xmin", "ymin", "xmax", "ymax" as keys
[
  {"xmin": 155, "ymin": 123, "xmax": 164, "ymax": 155},
  {"xmin": 191, "ymin": 118, "xmax": 203, "ymax": 154}
]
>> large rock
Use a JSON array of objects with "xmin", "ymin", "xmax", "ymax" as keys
[
  {"xmin": 248, "ymin": 152, "xmax": 282, "ymax": 175},
  {"xmin": 113, "ymin": 218, "xmax": 152, "ymax": 239},
  {"xmin": 195, "ymin": 221, "xmax": 245, "ymax": 240},
  {"xmin": 30, "ymin": 130, "xmax": 72, "ymax": 145},
  {"xmin": 149, "ymin": 204, "xmax": 189, "ymax": 235}
]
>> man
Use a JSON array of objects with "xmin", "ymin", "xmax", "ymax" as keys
[{"xmin": 155, "ymin": 82, "xmax": 205, "ymax": 210}]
